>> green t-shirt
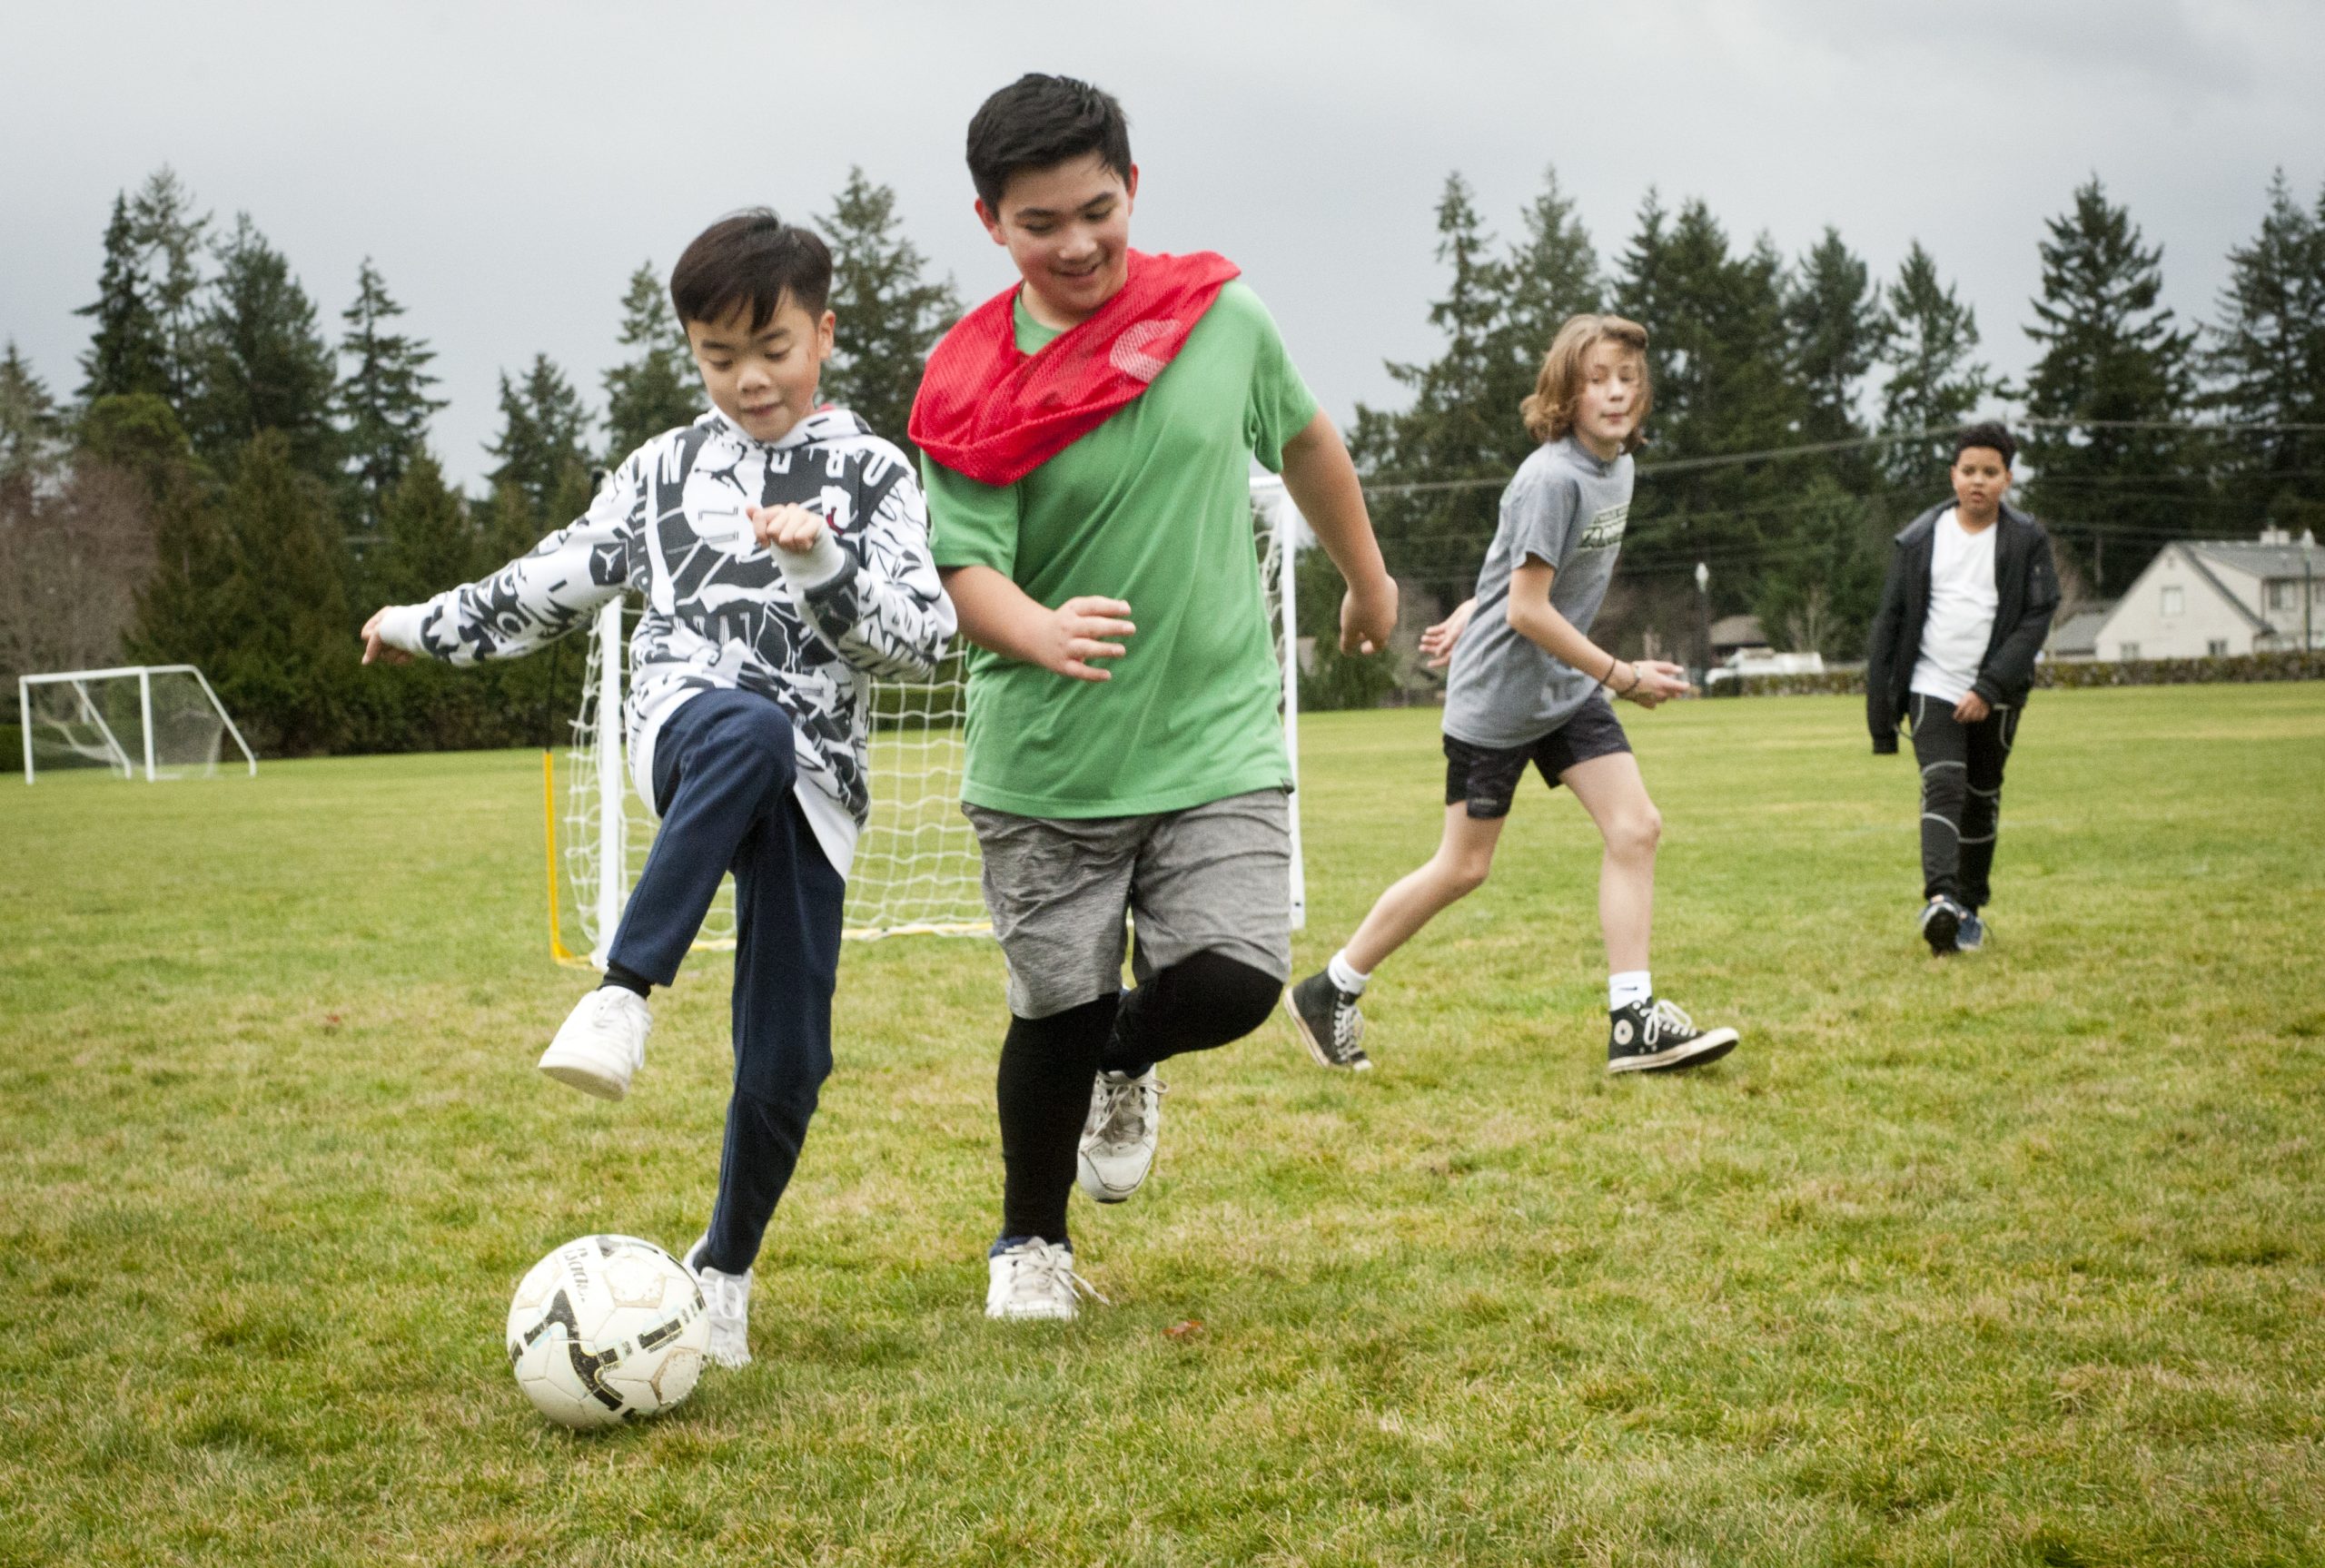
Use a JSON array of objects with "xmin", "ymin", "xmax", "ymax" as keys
[{"xmin": 925, "ymin": 280, "xmax": 1320, "ymax": 818}]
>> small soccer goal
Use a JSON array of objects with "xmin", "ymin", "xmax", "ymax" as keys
[
  {"xmin": 546, "ymin": 478, "xmax": 1310, "ymax": 966},
  {"xmin": 18, "ymin": 665, "xmax": 256, "ymax": 784}
]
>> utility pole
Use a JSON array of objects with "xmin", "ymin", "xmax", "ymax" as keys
[
  {"xmin": 1694, "ymin": 561, "xmax": 1712, "ymax": 682},
  {"xmin": 2304, "ymin": 528, "xmax": 2314, "ymax": 652}
]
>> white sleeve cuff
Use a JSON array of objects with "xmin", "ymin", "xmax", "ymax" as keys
[
  {"xmin": 376, "ymin": 604, "xmax": 430, "ymax": 654},
  {"xmin": 775, "ymin": 530, "xmax": 852, "ymax": 592}
]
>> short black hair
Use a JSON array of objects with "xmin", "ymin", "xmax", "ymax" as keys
[
  {"xmin": 668, "ymin": 210, "xmax": 831, "ymax": 332},
  {"xmin": 1953, "ymin": 420, "xmax": 2017, "ymax": 468},
  {"xmin": 965, "ymin": 74, "xmax": 1132, "ymax": 212}
]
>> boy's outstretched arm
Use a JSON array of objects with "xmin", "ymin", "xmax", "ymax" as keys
[
  {"xmin": 362, "ymin": 462, "xmax": 637, "ymax": 666},
  {"xmin": 1506, "ymin": 559, "xmax": 1690, "ymax": 709},
  {"xmin": 1281, "ymin": 412, "xmax": 1398, "ymax": 654}
]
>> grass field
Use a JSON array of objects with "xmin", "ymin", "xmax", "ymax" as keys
[{"xmin": 4, "ymin": 685, "xmax": 2323, "ymax": 1566}]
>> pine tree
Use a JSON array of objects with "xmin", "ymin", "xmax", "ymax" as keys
[
  {"xmin": 129, "ymin": 167, "xmax": 212, "ymax": 409},
  {"xmin": 370, "ymin": 452, "xmax": 474, "ymax": 606},
  {"xmin": 486, "ymin": 355, "xmax": 594, "ymax": 527},
  {"xmin": 75, "ymin": 193, "xmax": 170, "ymax": 404},
  {"xmin": 1785, "ymin": 227, "xmax": 1889, "ymax": 449},
  {"xmin": 819, "ymin": 169, "xmax": 961, "ymax": 459},
  {"xmin": 337, "ymin": 258, "xmax": 446, "ymax": 525},
  {"xmin": 2206, "ymin": 170, "xmax": 2325, "ymax": 528},
  {"xmin": 205, "ymin": 429, "xmax": 352, "ymax": 754},
  {"xmin": 1347, "ymin": 173, "xmax": 1514, "ymax": 601},
  {"xmin": 185, "ymin": 214, "xmax": 341, "ymax": 486},
  {"xmin": 1, "ymin": 343, "xmax": 66, "ymax": 493},
  {"xmin": 1879, "ymin": 242, "xmax": 1994, "ymax": 492},
  {"xmin": 1492, "ymin": 166, "xmax": 1603, "ymax": 419},
  {"xmin": 601, "ymin": 262, "xmax": 704, "ymax": 462},
  {"xmin": 118, "ymin": 395, "xmax": 236, "ymax": 685}
]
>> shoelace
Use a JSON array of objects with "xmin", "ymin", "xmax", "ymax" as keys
[
  {"xmin": 1092, "ymin": 1077, "xmax": 1164, "ymax": 1150},
  {"xmin": 1640, "ymin": 999, "xmax": 1696, "ymax": 1048},
  {"xmin": 1331, "ymin": 996, "xmax": 1364, "ymax": 1059},
  {"xmin": 1009, "ymin": 1242, "xmax": 1112, "ymax": 1307},
  {"xmin": 698, "ymin": 1268, "xmax": 750, "ymax": 1323},
  {"xmin": 589, "ymin": 991, "xmax": 647, "ymax": 1065}
]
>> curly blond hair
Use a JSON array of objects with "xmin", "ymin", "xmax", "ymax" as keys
[{"xmin": 1519, "ymin": 313, "xmax": 1652, "ymax": 449}]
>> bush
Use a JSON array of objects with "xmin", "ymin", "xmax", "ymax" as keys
[{"xmin": 1706, "ymin": 649, "xmax": 2325, "ymax": 697}]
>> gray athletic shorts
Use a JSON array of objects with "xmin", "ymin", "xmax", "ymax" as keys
[{"xmin": 963, "ymin": 789, "xmax": 1295, "ymax": 1020}]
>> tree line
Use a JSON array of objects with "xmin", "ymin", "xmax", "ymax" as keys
[
  {"xmin": 1304, "ymin": 166, "xmax": 2325, "ymax": 706},
  {"xmin": 5, "ymin": 163, "xmax": 2322, "ymax": 743},
  {"xmin": 1, "ymin": 167, "xmax": 956, "ymax": 754}
]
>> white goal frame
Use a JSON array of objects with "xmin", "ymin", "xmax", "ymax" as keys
[
  {"xmin": 18, "ymin": 664, "xmax": 257, "ymax": 784},
  {"xmin": 549, "ymin": 478, "xmax": 1308, "ymax": 966}
]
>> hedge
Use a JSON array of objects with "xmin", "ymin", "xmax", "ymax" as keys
[{"xmin": 1707, "ymin": 649, "xmax": 2325, "ymax": 697}]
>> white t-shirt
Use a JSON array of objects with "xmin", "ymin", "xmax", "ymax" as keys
[{"xmin": 1911, "ymin": 508, "xmax": 2000, "ymax": 705}]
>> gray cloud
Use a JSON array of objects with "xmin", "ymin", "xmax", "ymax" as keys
[{"xmin": 3, "ymin": 0, "xmax": 2320, "ymax": 491}]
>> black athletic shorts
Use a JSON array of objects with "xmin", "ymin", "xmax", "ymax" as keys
[{"xmin": 1443, "ymin": 698, "xmax": 1632, "ymax": 819}]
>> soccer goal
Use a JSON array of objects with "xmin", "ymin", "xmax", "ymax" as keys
[
  {"xmin": 18, "ymin": 665, "xmax": 256, "ymax": 784},
  {"xmin": 547, "ymin": 480, "xmax": 1309, "ymax": 966}
]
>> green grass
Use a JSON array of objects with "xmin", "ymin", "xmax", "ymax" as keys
[{"xmin": 4, "ymin": 685, "xmax": 2323, "ymax": 1565}]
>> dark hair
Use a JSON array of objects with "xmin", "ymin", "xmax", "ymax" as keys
[
  {"xmin": 668, "ymin": 210, "xmax": 831, "ymax": 331},
  {"xmin": 965, "ymin": 74, "xmax": 1132, "ymax": 212},
  {"xmin": 1953, "ymin": 420, "xmax": 2017, "ymax": 468}
]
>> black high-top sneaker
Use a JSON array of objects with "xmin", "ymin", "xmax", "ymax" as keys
[
  {"xmin": 1607, "ymin": 997, "xmax": 1738, "ymax": 1074},
  {"xmin": 1284, "ymin": 971, "xmax": 1372, "ymax": 1070},
  {"xmin": 1919, "ymin": 895, "xmax": 1966, "ymax": 956}
]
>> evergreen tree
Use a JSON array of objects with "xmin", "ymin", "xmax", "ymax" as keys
[
  {"xmin": 1, "ymin": 343, "xmax": 66, "ymax": 493},
  {"xmin": 601, "ymin": 261, "xmax": 704, "ymax": 462},
  {"xmin": 1347, "ymin": 173, "xmax": 1514, "ymax": 601},
  {"xmin": 819, "ymin": 169, "xmax": 962, "ymax": 459},
  {"xmin": 75, "ymin": 193, "xmax": 170, "ymax": 404},
  {"xmin": 1491, "ymin": 166, "xmax": 1603, "ymax": 423},
  {"xmin": 2021, "ymin": 178, "xmax": 2198, "ymax": 592},
  {"xmin": 370, "ymin": 452, "xmax": 473, "ymax": 606},
  {"xmin": 204, "ymin": 430, "xmax": 352, "ymax": 754},
  {"xmin": 337, "ymin": 258, "xmax": 446, "ymax": 524},
  {"xmin": 186, "ymin": 214, "xmax": 341, "ymax": 486},
  {"xmin": 129, "ymin": 167, "xmax": 212, "ymax": 409},
  {"xmin": 1784, "ymin": 226, "xmax": 1889, "ymax": 449},
  {"xmin": 486, "ymin": 355, "xmax": 594, "ymax": 526},
  {"xmin": 115, "ymin": 394, "xmax": 235, "ymax": 685},
  {"xmin": 1878, "ymin": 242, "xmax": 1994, "ymax": 492},
  {"xmin": 2205, "ymin": 170, "xmax": 2325, "ymax": 528}
]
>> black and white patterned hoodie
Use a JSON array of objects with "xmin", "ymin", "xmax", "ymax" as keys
[{"xmin": 377, "ymin": 406, "xmax": 956, "ymax": 877}]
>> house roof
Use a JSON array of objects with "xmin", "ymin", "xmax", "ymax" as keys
[
  {"xmin": 2051, "ymin": 606, "xmax": 2111, "ymax": 653},
  {"xmin": 2176, "ymin": 545, "xmax": 2270, "ymax": 631},
  {"xmin": 1708, "ymin": 614, "xmax": 1766, "ymax": 647},
  {"xmin": 2189, "ymin": 540, "xmax": 2321, "ymax": 580}
]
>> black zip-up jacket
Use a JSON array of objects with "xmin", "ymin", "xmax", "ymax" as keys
[{"xmin": 1865, "ymin": 500, "xmax": 2060, "ymax": 754}]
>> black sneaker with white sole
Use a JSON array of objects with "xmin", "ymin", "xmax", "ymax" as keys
[
  {"xmin": 1920, "ymin": 894, "xmax": 1967, "ymax": 955},
  {"xmin": 1284, "ymin": 971, "xmax": 1371, "ymax": 1070},
  {"xmin": 1607, "ymin": 997, "xmax": 1738, "ymax": 1074}
]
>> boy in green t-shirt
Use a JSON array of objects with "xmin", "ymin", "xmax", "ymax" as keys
[{"xmin": 912, "ymin": 73, "xmax": 1398, "ymax": 1322}]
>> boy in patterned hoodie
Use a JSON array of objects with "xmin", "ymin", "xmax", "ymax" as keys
[{"xmin": 361, "ymin": 212, "xmax": 955, "ymax": 1366}]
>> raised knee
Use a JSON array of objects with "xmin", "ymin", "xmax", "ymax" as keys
[{"xmin": 1437, "ymin": 850, "xmax": 1494, "ymax": 896}]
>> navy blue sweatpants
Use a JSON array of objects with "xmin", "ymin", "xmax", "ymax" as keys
[{"xmin": 607, "ymin": 689, "xmax": 844, "ymax": 1277}]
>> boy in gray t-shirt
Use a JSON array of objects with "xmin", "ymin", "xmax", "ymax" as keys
[{"xmin": 1286, "ymin": 314, "xmax": 1740, "ymax": 1075}]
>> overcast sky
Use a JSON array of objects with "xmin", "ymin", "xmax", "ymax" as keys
[{"xmin": 5, "ymin": 0, "xmax": 2321, "ymax": 489}]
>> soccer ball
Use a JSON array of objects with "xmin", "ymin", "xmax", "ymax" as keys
[{"xmin": 507, "ymin": 1234, "xmax": 708, "ymax": 1430}]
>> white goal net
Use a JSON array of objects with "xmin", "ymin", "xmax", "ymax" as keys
[
  {"xmin": 549, "ymin": 480, "xmax": 1306, "ymax": 963},
  {"xmin": 18, "ymin": 665, "xmax": 256, "ymax": 784}
]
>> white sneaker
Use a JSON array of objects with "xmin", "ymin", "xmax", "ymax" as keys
[
  {"xmin": 682, "ymin": 1236, "xmax": 752, "ymax": 1368},
  {"xmin": 984, "ymin": 1238, "xmax": 1106, "ymax": 1322},
  {"xmin": 1076, "ymin": 1069, "xmax": 1164, "ymax": 1203},
  {"xmin": 538, "ymin": 988, "xmax": 649, "ymax": 1100}
]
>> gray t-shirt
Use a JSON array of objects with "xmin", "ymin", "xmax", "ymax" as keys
[{"xmin": 1442, "ymin": 436, "xmax": 1633, "ymax": 748}]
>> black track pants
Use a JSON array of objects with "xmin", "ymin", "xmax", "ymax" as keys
[{"xmin": 1910, "ymin": 692, "xmax": 2020, "ymax": 910}]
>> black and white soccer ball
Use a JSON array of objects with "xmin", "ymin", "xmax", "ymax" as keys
[{"xmin": 507, "ymin": 1234, "xmax": 708, "ymax": 1430}]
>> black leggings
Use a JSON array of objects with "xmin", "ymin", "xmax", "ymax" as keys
[
  {"xmin": 1910, "ymin": 693, "xmax": 2020, "ymax": 910},
  {"xmin": 995, "ymin": 952, "xmax": 1281, "ymax": 1245}
]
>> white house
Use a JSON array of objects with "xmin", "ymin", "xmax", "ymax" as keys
[{"xmin": 2092, "ymin": 528, "xmax": 2321, "ymax": 660}]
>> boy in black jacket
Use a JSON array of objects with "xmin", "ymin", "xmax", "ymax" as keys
[{"xmin": 1866, "ymin": 423, "xmax": 2059, "ymax": 954}]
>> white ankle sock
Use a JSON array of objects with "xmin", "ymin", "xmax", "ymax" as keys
[
  {"xmin": 1327, "ymin": 950, "xmax": 1370, "ymax": 996},
  {"xmin": 1609, "ymin": 971, "xmax": 1652, "ymax": 1011}
]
